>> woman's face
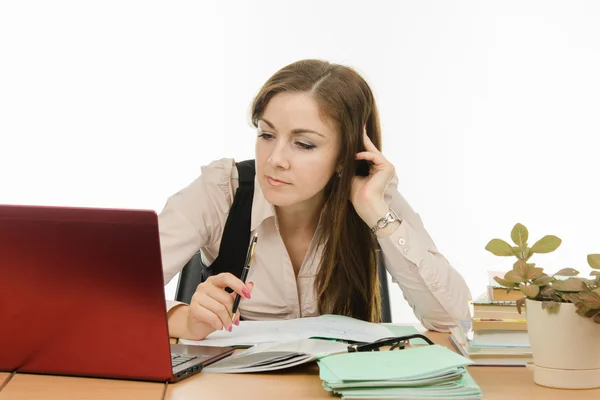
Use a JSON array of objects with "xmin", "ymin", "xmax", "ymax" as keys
[{"xmin": 255, "ymin": 92, "xmax": 340, "ymax": 211}]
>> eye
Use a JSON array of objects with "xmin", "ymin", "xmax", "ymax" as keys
[
  {"xmin": 258, "ymin": 132, "xmax": 275, "ymax": 140},
  {"xmin": 295, "ymin": 141, "xmax": 316, "ymax": 150}
]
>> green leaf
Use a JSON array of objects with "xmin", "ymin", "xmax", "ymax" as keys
[
  {"xmin": 542, "ymin": 301, "xmax": 560, "ymax": 311},
  {"xmin": 511, "ymin": 246, "xmax": 533, "ymax": 260},
  {"xmin": 553, "ymin": 268, "xmax": 580, "ymax": 277},
  {"xmin": 521, "ymin": 284, "xmax": 539, "ymax": 298},
  {"xmin": 588, "ymin": 254, "xmax": 600, "ymax": 270},
  {"xmin": 585, "ymin": 309, "xmax": 600, "ymax": 318},
  {"xmin": 530, "ymin": 235, "xmax": 562, "ymax": 254},
  {"xmin": 493, "ymin": 276, "xmax": 520, "ymax": 288},
  {"xmin": 513, "ymin": 260, "xmax": 542, "ymax": 281},
  {"xmin": 527, "ymin": 267, "xmax": 543, "ymax": 281},
  {"xmin": 552, "ymin": 278, "xmax": 587, "ymax": 292},
  {"xmin": 540, "ymin": 286, "xmax": 557, "ymax": 297},
  {"xmin": 524, "ymin": 247, "xmax": 534, "ymax": 261},
  {"xmin": 533, "ymin": 275, "xmax": 552, "ymax": 286},
  {"xmin": 511, "ymin": 223, "xmax": 529, "ymax": 248},
  {"xmin": 583, "ymin": 278, "xmax": 597, "ymax": 286},
  {"xmin": 575, "ymin": 291, "xmax": 600, "ymax": 310},
  {"xmin": 561, "ymin": 293, "xmax": 580, "ymax": 303},
  {"xmin": 575, "ymin": 302, "xmax": 589, "ymax": 317},
  {"xmin": 485, "ymin": 239, "xmax": 515, "ymax": 256},
  {"xmin": 512, "ymin": 246, "xmax": 525, "ymax": 259},
  {"xmin": 590, "ymin": 271, "xmax": 600, "ymax": 277},
  {"xmin": 516, "ymin": 298, "xmax": 526, "ymax": 314},
  {"xmin": 505, "ymin": 269, "xmax": 525, "ymax": 284},
  {"xmin": 513, "ymin": 260, "xmax": 530, "ymax": 279}
]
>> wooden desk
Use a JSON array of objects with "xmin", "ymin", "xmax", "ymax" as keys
[
  {"xmin": 163, "ymin": 331, "xmax": 600, "ymax": 400},
  {"xmin": 435, "ymin": 332, "xmax": 600, "ymax": 400},
  {"xmin": 2, "ymin": 332, "xmax": 600, "ymax": 400},
  {"xmin": 0, "ymin": 374, "xmax": 10, "ymax": 389},
  {"xmin": 0, "ymin": 373, "xmax": 164, "ymax": 400}
]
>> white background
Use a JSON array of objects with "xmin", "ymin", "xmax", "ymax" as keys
[{"xmin": 1, "ymin": 1, "xmax": 599, "ymax": 324}]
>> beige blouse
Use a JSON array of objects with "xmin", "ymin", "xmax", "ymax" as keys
[{"xmin": 159, "ymin": 158, "xmax": 471, "ymax": 332}]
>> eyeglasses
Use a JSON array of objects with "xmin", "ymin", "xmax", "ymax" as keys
[{"xmin": 346, "ymin": 334, "xmax": 435, "ymax": 352}]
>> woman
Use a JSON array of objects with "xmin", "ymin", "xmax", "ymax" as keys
[{"xmin": 159, "ymin": 59, "xmax": 471, "ymax": 340}]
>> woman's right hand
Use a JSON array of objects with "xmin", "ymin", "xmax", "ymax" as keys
[{"xmin": 185, "ymin": 273, "xmax": 253, "ymax": 340}]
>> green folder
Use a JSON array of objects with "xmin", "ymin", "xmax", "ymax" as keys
[{"xmin": 317, "ymin": 344, "xmax": 482, "ymax": 399}]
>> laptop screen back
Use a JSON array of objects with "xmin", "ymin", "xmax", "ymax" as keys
[{"xmin": 0, "ymin": 204, "xmax": 173, "ymax": 381}]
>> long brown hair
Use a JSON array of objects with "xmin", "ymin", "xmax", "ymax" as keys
[{"xmin": 251, "ymin": 59, "xmax": 383, "ymax": 322}]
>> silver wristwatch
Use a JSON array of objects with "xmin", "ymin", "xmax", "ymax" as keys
[{"xmin": 370, "ymin": 209, "xmax": 401, "ymax": 234}]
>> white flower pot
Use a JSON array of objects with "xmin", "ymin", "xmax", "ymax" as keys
[{"xmin": 526, "ymin": 298, "xmax": 600, "ymax": 389}]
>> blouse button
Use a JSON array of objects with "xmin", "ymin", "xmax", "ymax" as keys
[{"xmin": 398, "ymin": 238, "xmax": 406, "ymax": 245}]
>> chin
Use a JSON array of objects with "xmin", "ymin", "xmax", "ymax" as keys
[{"xmin": 261, "ymin": 189, "xmax": 297, "ymax": 207}]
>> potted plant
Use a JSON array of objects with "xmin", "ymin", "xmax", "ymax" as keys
[{"xmin": 485, "ymin": 223, "xmax": 600, "ymax": 389}]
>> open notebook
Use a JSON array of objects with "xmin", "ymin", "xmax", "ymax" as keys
[
  {"xmin": 181, "ymin": 314, "xmax": 426, "ymax": 373},
  {"xmin": 179, "ymin": 314, "xmax": 409, "ymax": 347}
]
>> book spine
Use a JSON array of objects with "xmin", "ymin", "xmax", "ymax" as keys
[
  {"xmin": 472, "ymin": 319, "xmax": 528, "ymax": 331},
  {"xmin": 473, "ymin": 310, "xmax": 527, "ymax": 320}
]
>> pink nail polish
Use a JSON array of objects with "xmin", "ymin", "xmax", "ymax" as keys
[
  {"xmin": 234, "ymin": 317, "xmax": 240, "ymax": 326},
  {"xmin": 228, "ymin": 325, "xmax": 232, "ymax": 332},
  {"xmin": 242, "ymin": 288, "xmax": 251, "ymax": 299}
]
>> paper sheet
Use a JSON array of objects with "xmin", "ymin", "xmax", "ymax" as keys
[
  {"xmin": 179, "ymin": 314, "xmax": 396, "ymax": 347},
  {"xmin": 203, "ymin": 338, "xmax": 349, "ymax": 373}
]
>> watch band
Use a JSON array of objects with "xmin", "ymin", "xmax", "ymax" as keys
[{"xmin": 370, "ymin": 208, "xmax": 401, "ymax": 234}]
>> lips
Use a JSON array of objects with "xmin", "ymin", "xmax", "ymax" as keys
[{"xmin": 265, "ymin": 175, "xmax": 290, "ymax": 186}]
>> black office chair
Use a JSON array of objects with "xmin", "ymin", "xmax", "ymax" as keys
[
  {"xmin": 174, "ymin": 252, "xmax": 209, "ymax": 305},
  {"xmin": 175, "ymin": 251, "xmax": 393, "ymax": 323},
  {"xmin": 377, "ymin": 254, "xmax": 393, "ymax": 323}
]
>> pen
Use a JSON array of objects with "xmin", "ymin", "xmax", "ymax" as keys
[{"xmin": 231, "ymin": 233, "xmax": 258, "ymax": 322}]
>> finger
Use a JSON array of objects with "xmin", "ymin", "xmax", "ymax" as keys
[
  {"xmin": 230, "ymin": 281, "xmax": 254, "ymax": 297},
  {"xmin": 204, "ymin": 284, "xmax": 235, "ymax": 312},
  {"xmin": 355, "ymin": 151, "xmax": 390, "ymax": 169},
  {"xmin": 192, "ymin": 291, "xmax": 233, "ymax": 331},
  {"xmin": 362, "ymin": 130, "xmax": 380, "ymax": 153},
  {"xmin": 188, "ymin": 296, "xmax": 224, "ymax": 331},
  {"xmin": 229, "ymin": 282, "xmax": 254, "ymax": 325},
  {"xmin": 203, "ymin": 284, "xmax": 239, "ymax": 329},
  {"xmin": 207, "ymin": 273, "xmax": 252, "ymax": 299},
  {"xmin": 229, "ymin": 281, "xmax": 254, "ymax": 325}
]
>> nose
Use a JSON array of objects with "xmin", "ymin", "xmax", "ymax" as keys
[{"xmin": 267, "ymin": 141, "xmax": 290, "ymax": 170}]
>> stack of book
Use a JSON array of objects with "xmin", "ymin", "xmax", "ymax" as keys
[
  {"xmin": 472, "ymin": 289, "xmax": 527, "ymax": 332},
  {"xmin": 449, "ymin": 275, "xmax": 532, "ymax": 366}
]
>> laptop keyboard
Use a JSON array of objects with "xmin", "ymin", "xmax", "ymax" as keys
[{"xmin": 171, "ymin": 354, "xmax": 199, "ymax": 368}]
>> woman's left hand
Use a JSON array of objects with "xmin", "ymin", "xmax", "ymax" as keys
[{"xmin": 350, "ymin": 129, "xmax": 397, "ymax": 230}]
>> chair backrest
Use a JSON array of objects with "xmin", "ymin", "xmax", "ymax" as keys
[
  {"xmin": 377, "ymin": 255, "xmax": 393, "ymax": 323},
  {"xmin": 175, "ymin": 252, "xmax": 393, "ymax": 323},
  {"xmin": 174, "ymin": 251, "xmax": 209, "ymax": 305}
]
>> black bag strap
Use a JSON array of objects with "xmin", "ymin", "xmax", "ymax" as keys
[
  {"xmin": 209, "ymin": 159, "xmax": 256, "ymax": 281},
  {"xmin": 174, "ymin": 159, "xmax": 255, "ymax": 304}
]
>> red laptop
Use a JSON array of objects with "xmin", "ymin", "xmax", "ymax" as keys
[{"xmin": 0, "ymin": 204, "xmax": 234, "ymax": 382}]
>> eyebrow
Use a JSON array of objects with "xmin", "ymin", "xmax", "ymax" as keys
[{"xmin": 260, "ymin": 118, "xmax": 325, "ymax": 138}]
